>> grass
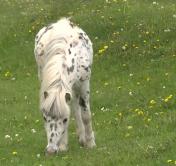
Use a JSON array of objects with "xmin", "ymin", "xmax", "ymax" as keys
[{"xmin": 0, "ymin": 0, "xmax": 176, "ymax": 165}]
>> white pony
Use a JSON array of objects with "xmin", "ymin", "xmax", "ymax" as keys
[{"xmin": 34, "ymin": 18, "xmax": 96, "ymax": 155}]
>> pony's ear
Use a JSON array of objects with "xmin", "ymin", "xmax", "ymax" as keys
[{"xmin": 65, "ymin": 93, "xmax": 71, "ymax": 103}]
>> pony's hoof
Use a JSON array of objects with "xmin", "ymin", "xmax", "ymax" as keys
[
  {"xmin": 45, "ymin": 147, "xmax": 57, "ymax": 156},
  {"xmin": 86, "ymin": 140, "xmax": 96, "ymax": 149},
  {"xmin": 58, "ymin": 144, "xmax": 68, "ymax": 152},
  {"xmin": 78, "ymin": 137, "xmax": 86, "ymax": 147}
]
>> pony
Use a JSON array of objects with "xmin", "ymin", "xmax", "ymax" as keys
[{"xmin": 34, "ymin": 18, "xmax": 96, "ymax": 155}]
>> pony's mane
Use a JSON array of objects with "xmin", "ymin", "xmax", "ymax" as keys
[{"xmin": 40, "ymin": 36, "xmax": 70, "ymax": 118}]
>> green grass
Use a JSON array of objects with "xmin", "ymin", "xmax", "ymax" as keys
[{"xmin": 0, "ymin": 0, "xmax": 176, "ymax": 165}]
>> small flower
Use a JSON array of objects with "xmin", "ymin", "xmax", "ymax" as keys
[
  {"xmin": 104, "ymin": 45, "xmax": 108, "ymax": 49},
  {"xmin": 164, "ymin": 29, "xmax": 171, "ymax": 32},
  {"xmin": 122, "ymin": 46, "xmax": 127, "ymax": 51},
  {"xmin": 5, "ymin": 71, "xmax": 11, "ymax": 77},
  {"xmin": 173, "ymin": 14, "xmax": 176, "ymax": 18},
  {"xmin": 167, "ymin": 159, "xmax": 172, "ymax": 163},
  {"xmin": 129, "ymin": 91, "xmax": 133, "ymax": 96},
  {"xmin": 127, "ymin": 126, "xmax": 133, "ymax": 130},
  {"xmin": 12, "ymin": 151, "xmax": 17, "ymax": 155},
  {"xmin": 118, "ymin": 112, "xmax": 122, "ymax": 117},
  {"xmin": 5, "ymin": 135, "xmax": 11, "ymax": 139},
  {"xmin": 147, "ymin": 118, "xmax": 151, "ymax": 122},
  {"xmin": 37, "ymin": 154, "xmax": 41, "ymax": 158},
  {"xmin": 146, "ymin": 77, "xmax": 150, "ymax": 81},
  {"xmin": 125, "ymin": 133, "xmax": 130, "ymax": 137},
  {"xmin": 150, "ymin": 100, "xmax": 156, "ymax": 105},
  {"xmin": 165, "ymin": 73, "xmax": 169, "ymax": 76},
  {"xmin": 31, "ymin": 129, "xmax": 36, "ymax": 133},
  {"xmin": 164, "ymin": 94, "xmax": 173, "ymax": 102},
  {"xmin": 138, "ymin": 110, "xmax": 144, "ymax": 116}
]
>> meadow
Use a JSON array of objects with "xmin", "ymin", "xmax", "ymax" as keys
[{"xmin": 0, "ymin": 0, "xmax": 176, "ymax": 165}]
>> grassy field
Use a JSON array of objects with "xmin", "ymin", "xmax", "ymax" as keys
[{"xmin": 0, "ymin": 0, "xmax": 176, "ymax": 165}]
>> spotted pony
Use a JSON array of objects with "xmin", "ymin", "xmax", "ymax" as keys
[{"xmin": 34, "ymin": 18, "xmax": 96, "ymax": 155}]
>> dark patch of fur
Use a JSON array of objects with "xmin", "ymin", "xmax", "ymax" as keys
[
  {"xmin": 65, "ymin": 93, "xmax": 71, "ymax": 103},
  {"xmin": 51, "ymin": 133, "xmax": 54, "ymax": 137},
  {"xmin": 79, "ymin": 97, "xmax": 86, "ymax": 108},
  {"xmin": 50, "ymin": 123, "xmax": 54, "ymax": 130},
  {"xmin": 44, "ymin": 91, "xmax": 48, "ymax": 99},
  {"xmin": 67, "ymin": 65, "xmax": 74, "ymax": 75}
]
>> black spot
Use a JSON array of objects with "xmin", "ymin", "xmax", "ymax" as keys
[
  {"xmin": 86, "ymin": 91, "xmax": 90, "ymax": 94},
  {"xmin": 74, "ymin": 53, "xmax": 77, "ymax": 56},
  {"xmin": 51, "ymin": 133, "xmax": 54, "ymax": 137},
  {"xmin": 51, "ymin": 115, "xmax": 58, "ymax": 120},
  {"xmin": 68, "ymin": 49, "xmax": 71, "ymax": 54},
  {"xmin": 67, "ymin": 65, "xmax": 74, "ymax": 75},
  {"xmin": 79, "ymin": 77, "xmax": 85, "ymax": 82},
  {"xmin": 44, "ymin": 91, "xmax": 48, "ymax": 99},
  {"xmin": 70, "ymin": 43, "xmax": 72, "ymax": 47},
  {"xmin": 63, "ymin": 118, "xmax": 68, "ymax": 124},
  {"xmin": 65, "ymin": 93, "xmax": 71, "ymax": 103},
  {"xmin": 69, "ymin": 22, "xmax": 74, "ymax": 28},
  {"xmin": 81, "ymin": 65, "xmax": 89, "ymax": 72},
  {"xmin": 79, "ymin": 36, "xmax": 82, "ymax": 39},
  {"xmin": 79, "ymin": 97, "xmax": 86, "ymax": 108},
  {"xmin": 54, "ymin": 124, "xmax": 57, "ymax": 131},
  {"xmin": 62, "ymin": 131, "xmax": 65, "ymax": 134},
  {"xmin": 43, "ymin": 116, "xmax": 47, "ymax": 122},
  {"xmin": 50, "ymin": 138, "xmax": 52, "ymax": 143},
  {"xmin": 50, "ymin": 123, "xmax": 54, "ymax": 130},
  {"xmin": 72, "ymin": 58, "xmax": 75, "ymax": 63},
  {"xmin": 62, "ymin": 63, "xmax": 66, "ymax": 68}
]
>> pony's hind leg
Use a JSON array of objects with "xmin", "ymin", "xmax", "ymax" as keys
[
  {"xmin": 72, "ymin": 94, "xmax": 86, "ymax": 146},
  {"xmin": 79, "ymin": 81, "xmax": 96, "ymax": 148}
]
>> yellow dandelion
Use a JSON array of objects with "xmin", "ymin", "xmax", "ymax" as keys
[
  {"xmin": 145, "ymin": 31, "xmax": 149, "ymax": 35},
  {"xmin": 146, "ymin": 77, "xmax": 150, "ymax": 81},
  {"xmin": 12, "ymin": 151, "xmax": 17, "ymax": 155},
  {"xmin": 118, "ymin": 112, "xmax": 122, "ymax": 117},
  {"xmin": 104, "ymin": 45, "xmax": 108, "ymax": 49},
  {"xmin": 138, "ymin": 110, "xmax": 144, "ymax": 116},
  {"xmin": 150, "ymin": 100, "xmax": 156, "ymax": 105},
  {"xmin": 147, "ymin": 118, "xmax": 151, "ymax": 122},
  {"xmin": 167, "ymin": 159, "xmax": 172, "ymax": 163},
  {"xmin": 5, "ymin": 71, "xmax": 11, "ymax": 77}
]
